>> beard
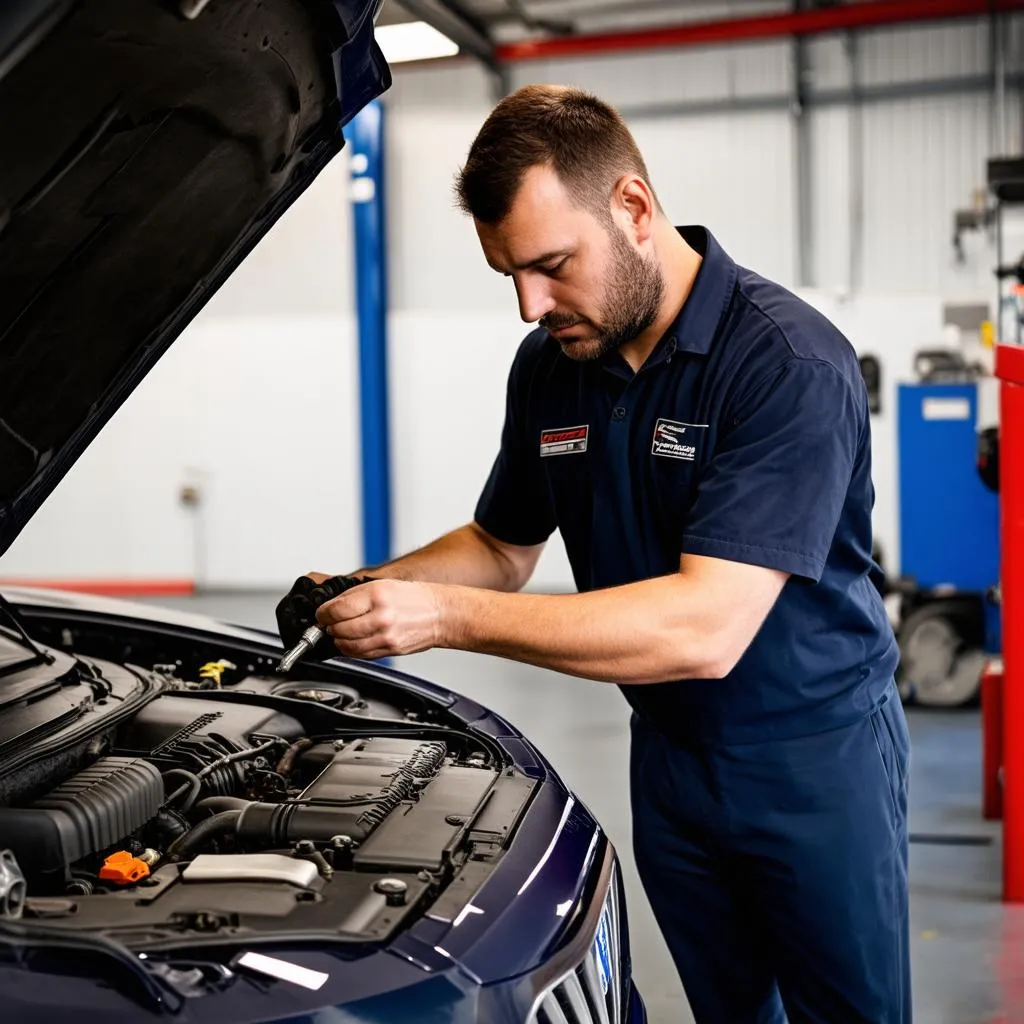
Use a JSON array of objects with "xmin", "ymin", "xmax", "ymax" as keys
[{"xmin": 542, "ymin": 225, "xmax": 665, "ymax": 362}]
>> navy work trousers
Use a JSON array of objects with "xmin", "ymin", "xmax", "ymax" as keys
[{"xmin": 630, "ymin": 685, "xmax": 911, "ymax": 1023}]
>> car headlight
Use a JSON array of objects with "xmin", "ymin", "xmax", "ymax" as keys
[{"xmin": 527, "ymin": 860, "xmax": 625, "ymax": 1024}]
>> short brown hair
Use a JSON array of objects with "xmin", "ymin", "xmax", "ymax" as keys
[{"xmin": 454, "ymin": 85, "xmax": 656, "ymax": 224}]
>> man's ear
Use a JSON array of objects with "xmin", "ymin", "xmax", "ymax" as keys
[{"xmin": 614, "ymin": 175, "xmax": 656, "ymax": 243}]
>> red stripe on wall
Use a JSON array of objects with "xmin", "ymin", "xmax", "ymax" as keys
[{"xmin": 0, "ymin": 579, "xmax": 196, "ymax": 598}]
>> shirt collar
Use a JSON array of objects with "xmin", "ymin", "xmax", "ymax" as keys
[
  {"xmin": 665, "ymin": 226, "xmax": 738, "ymax": 356},
  {"xmin": 598, "ymin": 226, "xmax": 737, "ymax": 378}
]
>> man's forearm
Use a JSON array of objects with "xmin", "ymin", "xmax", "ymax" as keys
[
  {"xmin": 316, "ymin": 553, "xmax": 784, "ymax": 677},
  {"xmin": 438, "ymin": 574, "xmax": 730, "ymax": 683},
  {"xmin": 361, "ymin": 523, "xmax": 535, "ymax": 592}
]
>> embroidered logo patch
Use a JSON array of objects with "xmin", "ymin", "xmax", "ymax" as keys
[
  {"xmin": 540, "ymin": 425, "xmax": 589, "ymax": 457},
  {"xmin": 651, "ymin": 418, "xmax": 705, "ymax": 461}
]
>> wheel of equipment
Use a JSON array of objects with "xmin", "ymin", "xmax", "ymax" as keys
[{"xmin": 897, "ymin": 602, "xmax": 985, "ymax": 707}]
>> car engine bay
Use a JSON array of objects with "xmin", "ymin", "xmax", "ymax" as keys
[{"xmin": 0, "ymin": 616, "xmax": 536, "ymax": 951}]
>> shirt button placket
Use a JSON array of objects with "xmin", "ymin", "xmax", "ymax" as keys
[{"xmin": 592, "ymin": 400, "xmax": 637, "ymax": 584}]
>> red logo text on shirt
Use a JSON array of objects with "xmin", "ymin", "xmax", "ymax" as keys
[{"xmin": 540, "ymin": 425, "xmax": 589, "ymax": 457}]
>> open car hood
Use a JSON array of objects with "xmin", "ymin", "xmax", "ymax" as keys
[{"xmin": 0, "ymin": 0, "xmax": 390, "ymax": 556}]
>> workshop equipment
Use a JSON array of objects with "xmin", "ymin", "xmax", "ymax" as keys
[
  {"xmin": 896, "ymin": 380, "xmax": 1000, "ymax": 705},
  {"xmin": 990, "ymin": 157, "xmax": 1024, "ymax": 347}
]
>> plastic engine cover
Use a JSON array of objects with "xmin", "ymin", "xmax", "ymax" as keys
[{"xmin": 0, "ymin": 757, "xmax": 163, "ymax": 885}]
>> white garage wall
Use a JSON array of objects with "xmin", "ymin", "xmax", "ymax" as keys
[
  {"xmin": 384, "ymin": 62, "xmax": 511, "ymax": 312},
  {"xmin": 506, "ymin": 34, "xmax": 794, "ymax": 109},
  {"xmin": 0, "ymin": 314, "xmax": 365, "ymax": 589},
  {"xmin": 1, "ymin": 19, "xmax": 1020, "ymax": 591},
  {"xmin": 629, "ymin": 112, "xmax": 798, "ymax": 288}
]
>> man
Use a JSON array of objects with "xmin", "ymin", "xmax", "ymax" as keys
[{"xmin": 286, "ymin": 86, "xmax": 910, "ymax": 1022}]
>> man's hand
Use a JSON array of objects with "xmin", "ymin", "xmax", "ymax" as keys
[
  {"xmin": 276, "ymin": 573, "xmax": 375, "ymax": 658},
  {"xmin": 316, "ymin": 579, "xmax": 445, "ymax": 660}
]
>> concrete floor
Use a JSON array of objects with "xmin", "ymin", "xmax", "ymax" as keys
[{"xmin": 148, "ymin": 592, "xmax": 1023, "ymax": 1023}]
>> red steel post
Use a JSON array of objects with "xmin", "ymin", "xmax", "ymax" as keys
[{"xmin": 997, "ymin": 344, "xmax": 1024, "ymax": 899}]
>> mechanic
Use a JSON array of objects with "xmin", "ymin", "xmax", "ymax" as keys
[{"xmin": 281, "ymin": 86, "xmax": 909, "ymax": 1023}]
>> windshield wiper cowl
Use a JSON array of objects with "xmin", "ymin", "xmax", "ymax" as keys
[{"xmin": 0, "ymin": 921, "xmax": 185, "ymax": 1014}]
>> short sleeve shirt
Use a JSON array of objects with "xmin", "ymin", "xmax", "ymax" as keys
[{"xmin": 475, "ymin": 226, "xmax": 898, "ymax": 744}]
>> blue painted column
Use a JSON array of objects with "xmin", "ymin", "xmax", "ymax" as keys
[{"xmin": 343, "ymin": 100, "xmax": 392, "ymax": 568}]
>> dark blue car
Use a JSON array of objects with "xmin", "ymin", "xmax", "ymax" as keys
[{"xmin": 0, "ymin": 2, "xmax": 645, "ymax": 1021}]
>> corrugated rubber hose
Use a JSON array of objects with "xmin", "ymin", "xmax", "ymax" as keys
[{"xmin": 166, "ymin": 809, "xmax": 241, "ymax": 861}]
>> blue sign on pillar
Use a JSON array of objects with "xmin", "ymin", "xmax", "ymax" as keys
[{"xmin": 344, "ymin": 100, "xmax": 392, "ymax": 569}]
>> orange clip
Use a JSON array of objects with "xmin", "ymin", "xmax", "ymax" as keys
[{"xmin": 99, "ymin": 850, "xmax": 151, "ymax": 885}]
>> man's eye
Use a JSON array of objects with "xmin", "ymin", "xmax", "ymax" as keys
[{"xmin": 542, "ymin": 258, "xmax": 568, "ymax": 275}]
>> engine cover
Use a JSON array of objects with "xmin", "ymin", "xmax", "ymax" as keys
[
  {"xmin": 0, "ymin": 757, "xmax": 162, "ymax": 885},
  {"xmin": 236, "ymin": 738, "xmax": 448, "ymax": 845}
]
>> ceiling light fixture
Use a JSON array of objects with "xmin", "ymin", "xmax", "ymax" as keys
[{"xmin": 375, "ymin": 21, "xmax": 459, "ymax": 63}]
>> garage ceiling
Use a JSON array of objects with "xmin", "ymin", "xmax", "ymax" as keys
[
  {"xmin": 378, "ymin": 0, "xmax": 789, "ymax": 69},
  {"xmin": 382, "ymin": 0, "xmax": 783, "ymax": 43},
  {"xmin": 464, "ymin": 0, "xmax": 784, "ymax": 38},
  {"xmin": 378, "ymin": 0, "xmax": 1019, "ymax": 68}
]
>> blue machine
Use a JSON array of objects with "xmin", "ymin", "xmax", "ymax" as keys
[
  {"xmin": 896, "ymin": 381, "xmax": 1001, "ymax": 702},
  {"xmin": 898, "ymin": 382, "xmax": 1000, "ymax": 596}
]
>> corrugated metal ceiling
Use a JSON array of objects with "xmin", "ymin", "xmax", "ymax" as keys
[
  {"xmin": 383, "ymin": 0, "xmax": 784, "ymax": 42},
  {"xmin": 380, "ymin": 0, "xmax": 1021, "ymax": 64}
]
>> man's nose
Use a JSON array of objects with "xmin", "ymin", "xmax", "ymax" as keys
[{"xmin": 515, "ymin": 276, "xmax": 556, "ymax": 324}]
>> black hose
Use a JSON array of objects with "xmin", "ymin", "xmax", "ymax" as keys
[
  {"xmin": 162, "ymin": 740, "xmax": 285, "ymax": 814},
  {"xmin": 166, "ymin": 810, "xmax": 242, "ymax": 861},
  {"xmin": 155, "ymin": 808, "xmax": 190, "ymax": 845},
  {"xmin": 195, "ymin": 739, "xmax": 283, "ymax": 782},
  {"xmin": 162, "ymin": 768, "xmax": 202, "ymax": 811},
  {"xmin": 194, "ymin": 796, "xmax": 252, "ymax": 816}
]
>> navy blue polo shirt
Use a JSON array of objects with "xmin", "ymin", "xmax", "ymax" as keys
[{"xmin": 475, "ymin": 226, "xmax": 899, "ymax": 744}]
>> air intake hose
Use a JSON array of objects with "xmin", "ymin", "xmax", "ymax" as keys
[
  {"xmin": 166, "ymin": 802, "xmax": 369, "ymax": 860},
  {"xmin": 166, "ymin": 810, "xmax": 242, "ymax": 860},
  {"xmin": 235, "ymin": 802, "xmax": 371, "ymax": 845}
]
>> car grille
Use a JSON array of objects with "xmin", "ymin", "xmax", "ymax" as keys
[
  {"xmin": 530, "ymin": 865, "xmax": 624, "ymax": 1024},
  {"xmin": 533, "ymin": 961, "xmax": 612, "ymax": 1024}
]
